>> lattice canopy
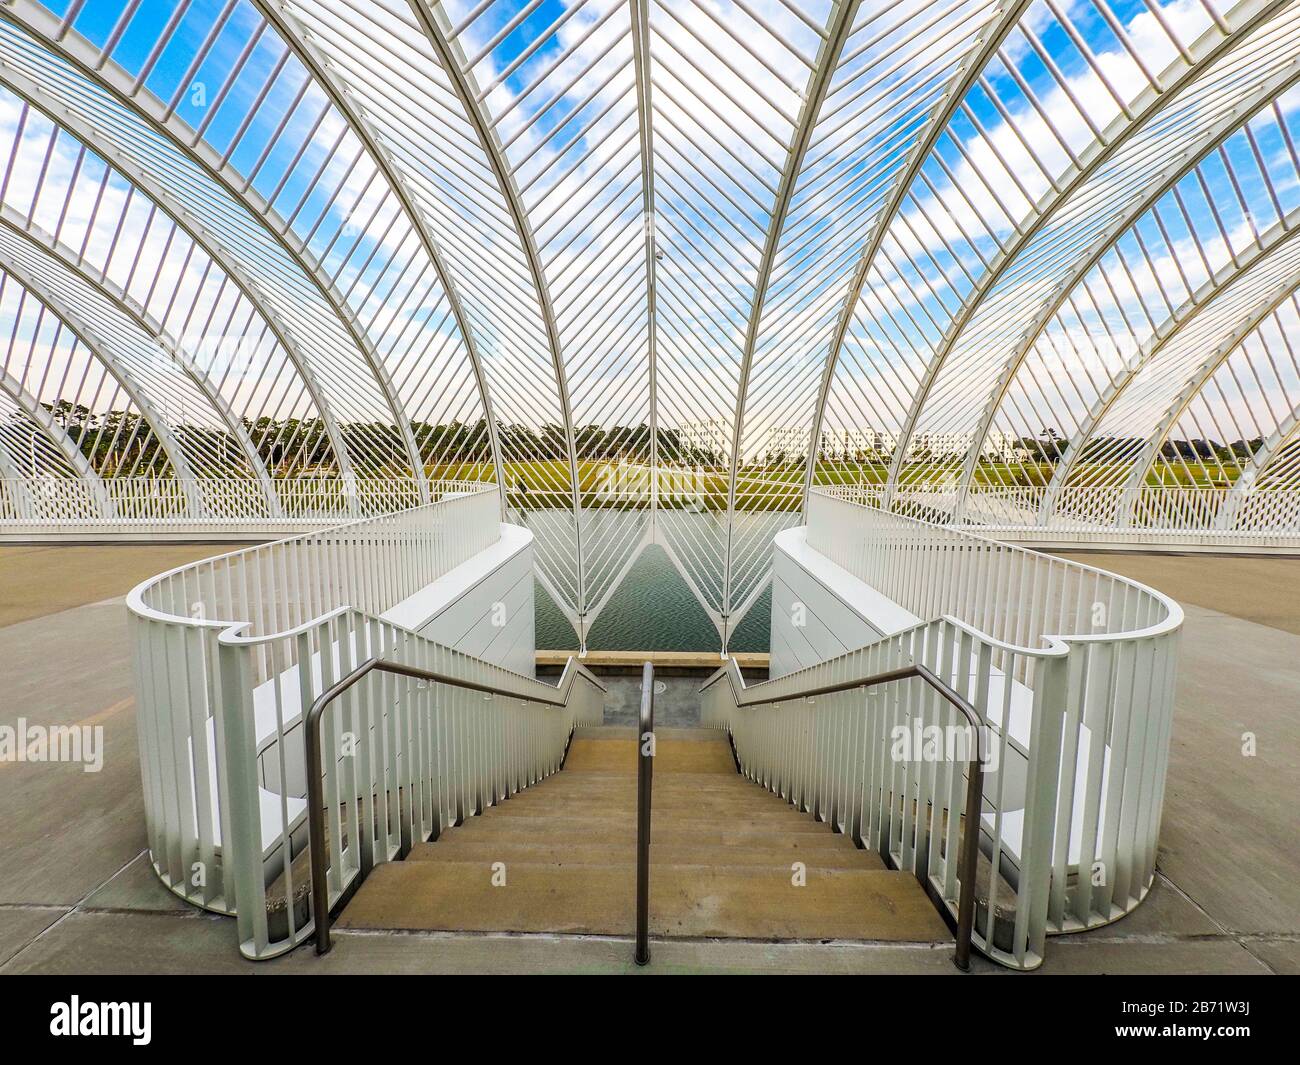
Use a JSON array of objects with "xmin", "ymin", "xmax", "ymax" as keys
[{"xmin": 4, "ymin": 0, "xmax": 1300, "ymax": 640}]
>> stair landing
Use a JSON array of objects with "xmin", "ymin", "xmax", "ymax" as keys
[{"xmin": 336, "ymin": 728, "xmax": 951, "ymax": 944}]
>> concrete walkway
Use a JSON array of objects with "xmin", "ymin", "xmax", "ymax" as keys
[
  {"xmin": 0, "ymin": 547, "xmax": 1296, "ymax": 974},
  {"xmin": 337, "ymin": 729, "xmax": 947, "ymax": 943},
  {"xmin": 0, "ymin": 543, "xmax": 250, "ymax": 628}
]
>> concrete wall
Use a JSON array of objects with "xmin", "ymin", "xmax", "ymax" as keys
[
  {"xmin": 259, "ymin": 524, "xmax": 537, "ymax": 795},
  {"xmin": 768, "ymin": 527, "xmax": 918, "ymax": 679},
  {"xmin": 412, "ymin": 524, "xmax": 536, "ymax": 677}
]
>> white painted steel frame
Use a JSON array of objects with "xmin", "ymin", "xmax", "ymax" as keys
[
  {"xmin": 704, "ymin": 488, "xmax": 1181, "ymax": 970},
  {"xmin": 0, "ymin": 2, "xmax": 436, "ymax": 491},
  {"xmin": 126, "ymin": 484, "xmax": 604, "ymax": 958},
  {"xmin": 5, "ymin": 1, "xmax": 1300, "ymax": 639},
  {"xmin": 0, "ymin": 67, "xmax": 363, "ymax": 494}
]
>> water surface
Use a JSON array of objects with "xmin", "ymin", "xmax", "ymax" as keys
[{"xmin": 535, "ymin": 544, "xmax": 770, "ymax": 652}]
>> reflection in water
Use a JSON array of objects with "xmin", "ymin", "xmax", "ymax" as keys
[{"xmin": 534, "ymin": 543, "xmax": 770, "ymax": 652}]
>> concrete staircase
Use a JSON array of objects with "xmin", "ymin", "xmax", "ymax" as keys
[{"xmin": 336, "ymin": 727, "xmax": 951, "ymax": 943}]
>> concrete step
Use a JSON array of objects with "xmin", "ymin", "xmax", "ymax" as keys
[
  {"xmin": 333, "ymin": 727, "xmax": 949, "ymax": 944},
  {"xmin": 475, "ymin": 798, "xmax": 816, "ymax": 823},
  {"xmin": 444, "ymin": 814, "xmax": 836, "ymax": 843},
  {"xmin": 504, "ymin": 772, "xmax": 788, "ymax": 796},
  {"xmin": 336, "ymin": 860, "xmax": 949, "ymax": 942},
  {"xmin": 504, "ymin": 778, "xmax": 797, "ymax": 803},
  {"xmin": 500, "ymin": 787, "xmax": 784, "ymax": 809},
  {"xmin": 407, "ymin": 839, "xmax": 883, "ymax": 869},
  {"xmin": 563, "ymin": 738, "xmax": 735, "ymax": 775}
]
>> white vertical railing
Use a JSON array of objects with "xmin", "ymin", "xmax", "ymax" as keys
[
  {"xmin": 818, "ymin": 481, "xmax": 1300, "ymax": 542},
  {"xmin": 0, "ymin": 477, "xmax": 484, "ymax": 533},
  {"xmin": 134, "ymin": 488, "xmax": 500, "ymax": 636},
  {"xmin": 703, "ymin": 489, "xmax": 1182, "ymax": 970},
  {"xmin": 126, "ymin": 486, "xmax": 604, "ymax": 959}
]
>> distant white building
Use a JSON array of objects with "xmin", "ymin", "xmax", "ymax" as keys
[
  {"xmin": 983, "ymin": 430, "xmax": 1032, "ymax": 463},
  {"xmin": 770, "ymin": 425, "xmax": 898, "ymax": 460},
  {"xmin": 767, "ymin": 424, "xmax": 809, "ymax": 457},
  {"xmin": 908, "ymin": 431, "xmax": 967, "ymax": 460},
  {"xmin": 677, "ymin": 418, "xmax": 729, "ymax": 461},
  {"xmin": 831, "ymin": 428, "xmax": 897, "ymax": 457}
]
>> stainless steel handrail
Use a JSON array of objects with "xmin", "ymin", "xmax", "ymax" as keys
[
  {"xmin": 635, "ymin": 661, "xmax": 654, "ymax": 966},
  {"xmin": 304, "ymin": 655, "xmax": 605, "ymax": 956},
  {"xmin": 701, "ymin": 660, "xmax": 985, "ymax": 971}
]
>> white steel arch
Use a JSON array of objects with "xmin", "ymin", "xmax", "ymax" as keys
[
  {"xmin": 720, "ymin": 0, "xmax": 861, "ymax": 643},
  {"xmin": 1033, "ymin": 97, "xmax": 1300, "ymax": 510},
  {"xmin": 1225, "ymin": 394, "xmax": 1300, "ymax": 495},
  {"xmin": 0, "ymin": 2, "xmax": 434, "ymax": 489},
  {"xmin": 5, "ymin": 1, "xmax": 1300, "ymax": 619},
  {"xmin": 890, "ymin": 0, "xmax": 1296, "ymax": 499},
  {"xmin": 802, "ymin": 0, "xmax": 1034, "ymax": 505},
  {"xmin": 1114, "ymin": 228, "xmax": 1300, "ymax": 499},
  {"xmin": 871, "ymin": 3, "xmax": 1300, "ymax": 503},
  {"xmin": 0, "ymin": 55, "xmax": 381, "ymax": 493},
  {"xmin": 961, "ymin": 54, "xmax": 1300, "ymax": 504},
  {"xmin": 1045, "ymin": 217, "xmax": 1300, "ymax": 505},
  {"xmin": 408, "ymin": 0, "xmax": 587, "ymax": 627},
  {"xmin": 248, "ymin": 0, "xmax": 508, "ymax": 504},
  {"xmin": 0, "ymin": 364, "xmax": 110, "ymax": 505},
  {"xmin": 957, "ymin": 63, "xmax": 1300, "ymax": 511},
  {"xmin": 0, "ymin": 253, "xmax": 202, "ymax": 506},
  {"xmin": 0, "ymin": 209, "xmax": 280, "ymax": 513}
]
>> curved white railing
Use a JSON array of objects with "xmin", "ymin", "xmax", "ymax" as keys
[
  {"xmin": 703, "ymin": 489, "xmax": 1182, "ymax": 970},
  {"xmin": 126, "ymin": 484, "xmax": 604, "ymax": 959},
  {"xmin": 821, "ymin": 481, "xmax": 1300, "ymax": 545},
  {"xmin": 0, "ymin": 476, "xmax": 484, "ymax": 532}
]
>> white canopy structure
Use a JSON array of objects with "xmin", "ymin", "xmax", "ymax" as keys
[{"xmin": 3, "ymin": 0, "xmax": 1300, "ymax": 641}]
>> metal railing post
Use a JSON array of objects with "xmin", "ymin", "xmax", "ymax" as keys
[
  {"xmin": 635, "ymin": 660, "xmax": 655, "ymax": 966},
  {"xmin": 701, "ymin": 658, "xmax": 985, "ymax": 971},
  {"xmin": 303, "ymin": 655, "xmax": 605, "ymax": 957},
  {"xmin": 953, "ymin": 750, "xmax": 984, "ymax": 972}
]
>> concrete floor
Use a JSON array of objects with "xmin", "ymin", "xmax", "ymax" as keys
[
  {"xmin": 0, "ymin": 543, "xmax": 252, "ymax": 628},
  {"xmin": 0, "ymin": 546, "xmax": 1296, "ymax": 974}
]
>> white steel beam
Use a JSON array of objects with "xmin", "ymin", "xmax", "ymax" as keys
[
  {"xmin": 628, "ymin": 0, "xmax": 658, "ymax": 525},
  {"xmin": 1223, "ymin": 402, "xmax": 1300, "ymax": 496},
  {"xmin": 0, "ymin": 365, "xmax": 110, "ymax": 509},
  {"xmin": 1117, "ymin": 238, "xmax": 1300, "ymax": 498},
  {"xmin": 0, "ymin": 65, "xmax": 360, "ymax": 494},
  {"xmin": 249, "ymin": 0, "xmax": 507, "ymax": 510},
  {"xmin": 800, "ymin": 0, "xmax": 1034, "ymax": 510},
  {"xmin": 0, "ymin": 206, "xmax": 281, "ymax": 515},
  {"xmin": 1044, "ymin": 187, "xmax": 1300, "ymax": 509},
  {"xmin": 0, "ymin": 249, "xmax": 203, "ymax": 510},
  {"xmin": 407, "ymin": 0, "xmax": 586, "ymax": 625},
  {"xmin": 721, "ymin": 0, "xmax": 861, "ymax": 646},
  {"xmin": 895, "ymin": 0, "xmax": 1289, "ymax": 499},
  {"xmin": 0, "ymin": 1, "xmax": 429, "ymax": 497},
  {"xmin": 968, "ymin": 64, "xmax": 1300, "ymax": 513}
]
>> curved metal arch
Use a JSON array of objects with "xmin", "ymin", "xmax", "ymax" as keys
[
  {"xmin": 407, "ymin": 0, "xmax": 585, "ymax": 618},
  {"xmin": 721, "ymin": 0, "xmax": 862, "ymax": 633},
  {"xmin": 888, "ymin": 0, "xmax": 1290, "ymax": 499},
  {"xmin": 0, "ymin": 250, "xmax": 202, "ymax": 510},
  {"xmin": 629, "ymin": 0, "xmax": 659, "ymax": 518},
  {"xmin": 0, "ymin": 365, "xmax": 110, "ymax": 509},
  {"xmin": 800, "ymin": 0, "xmax": 1034, "ymax": 508},
  {"xmin": 249, "ymin": 0, "xmax": 506, "ymax": 507},
  {"xmin": 953, "ymin": 60, "xmax": 1300, "ymax": 506},
  {"xmin": 0, "ymin": 204, "xmax": 281, "ymax": 515},
  {"xmin": 0, "ymin": 425, "xmax": 24, "ymax": 480},
  {"xmin": 1115, "ymin": 235, "xmax": 1300, "ymax": 498},
  {"xmin": 0, "ymin": 1, "xmax": 428, "ymax": 496},
  {"xmin": 1223, "ymin": 399, "xmax": 1300, "ymax": 496},
  {"xmin": 1043, "ymin": 210, "xmax": 1300, "ymax": 506},
  {"xmin": 0, "ymin": 65, "xmax": 359, "ymax": 494}
]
